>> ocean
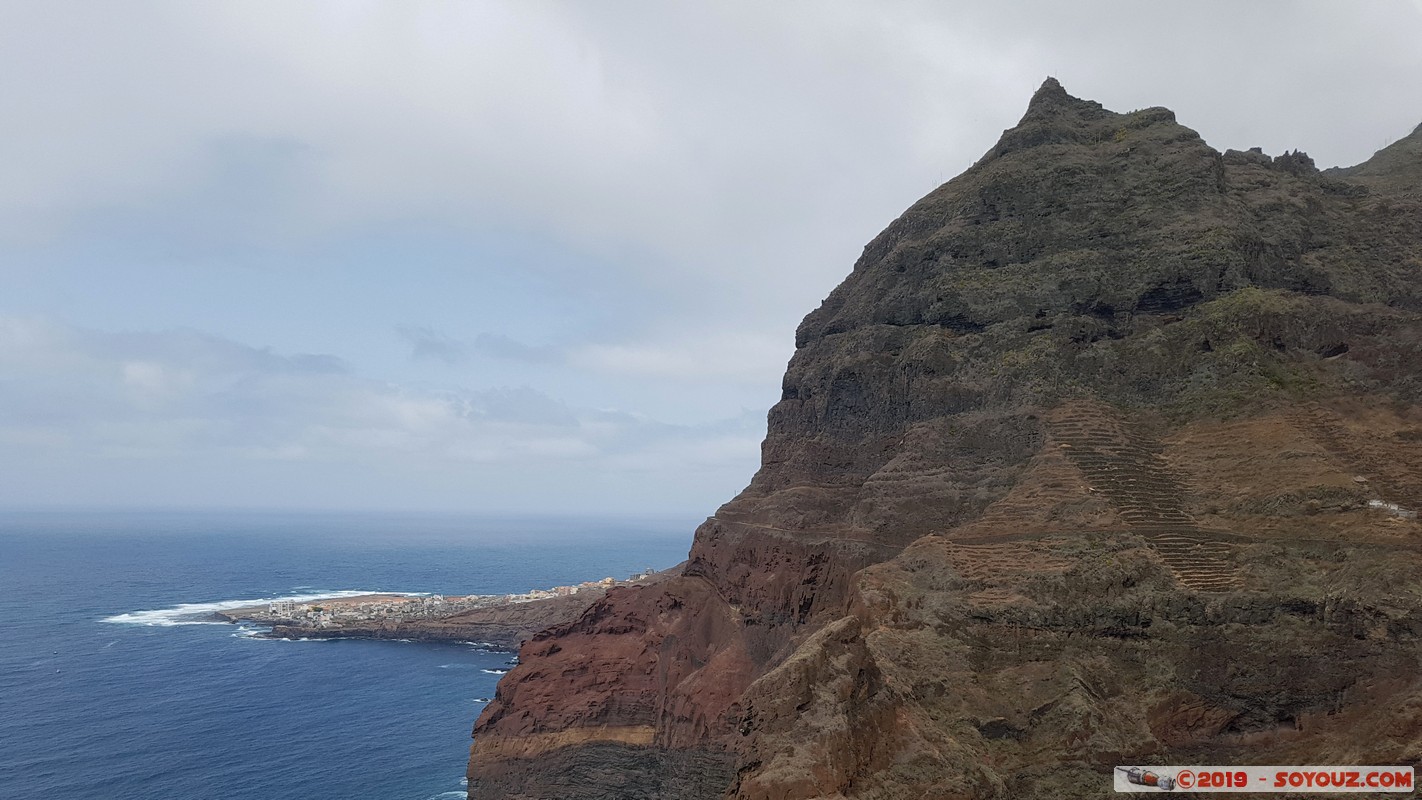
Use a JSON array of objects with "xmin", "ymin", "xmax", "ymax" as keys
[{"xmin": 0, "ymin": 510, "xmax": 695, "ymax": 800}]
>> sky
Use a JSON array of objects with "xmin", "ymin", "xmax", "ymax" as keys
[{"xmin": 2, "ymin": 1, "xmax": 1420, "ymax": 516}]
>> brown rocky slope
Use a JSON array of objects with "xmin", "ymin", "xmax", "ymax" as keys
[{"xmin": 468, "ymin": 79, "xmax": 1422, "ymax": 799}]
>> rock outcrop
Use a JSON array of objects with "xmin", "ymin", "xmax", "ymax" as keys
[{"xmin": 468, "ymin": 79, "xmax": 1422, "ymax": 799}]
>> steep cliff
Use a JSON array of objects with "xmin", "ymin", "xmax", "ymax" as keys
[{"xmin": 468, "ymin": 79, "xmax": 1422, "ymax": 799}]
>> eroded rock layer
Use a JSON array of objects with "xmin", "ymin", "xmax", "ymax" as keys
[{"xmin": 469, "ymin": 79, "xmax": 1422, "ymax": 799}]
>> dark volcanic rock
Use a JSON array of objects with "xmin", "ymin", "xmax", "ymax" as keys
[{"xmin": 468, "ymin": 80, "xmax": 1422, "ymax": 799}]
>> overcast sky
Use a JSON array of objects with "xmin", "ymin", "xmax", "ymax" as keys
[{"xmin": 2, "ymin": 1, "xmax": 1419, "ymax": 515}]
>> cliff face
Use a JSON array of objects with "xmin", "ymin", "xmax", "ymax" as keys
[{"xmin": 469, "ymin": 80, "xmax": 1422, "ymax": 799}]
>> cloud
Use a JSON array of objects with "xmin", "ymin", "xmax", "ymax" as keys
[
  {"xmin": 397, "ymin": 324, "xmax": 467, "ymax": 365},
  {"xmin": 397, "ymin": 327, "xmax": 564, "ymax": 366},
  {"xmin": 471, "ymin": 333, "xmax": 563, "ymax": 365},
  {"xmin": 0, "ymin": 316, "xmax": 762, "ymax": 512},
  {"xmin": 571, "ymin": 329, "xmax": 790, "ymax": 385}
]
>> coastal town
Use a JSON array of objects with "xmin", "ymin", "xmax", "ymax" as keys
[{"xmin": 217, "ymin": 569, "xmax": 660, "ymax": 629}]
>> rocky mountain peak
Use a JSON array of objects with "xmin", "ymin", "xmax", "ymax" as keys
[
  {"xmin": 1020, "ymin": 76, "xmax": 1109, "ymax": 119},
  {"xmin": 985, "ymin": 77, "xmax": 1117, "ymax": 159},
  {"xmin": 1024, "ymin": 76, "xmax": 1068, "ymax": 109}
]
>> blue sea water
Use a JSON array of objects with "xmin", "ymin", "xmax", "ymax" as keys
[{"xmin": 0, "ymin": 510, "xmax": 695, "ymax": 800}]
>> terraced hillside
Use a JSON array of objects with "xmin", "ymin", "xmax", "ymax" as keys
[{"xmin": 1046, "ymin": 402, "xmax": 1242, "ymax": 591}]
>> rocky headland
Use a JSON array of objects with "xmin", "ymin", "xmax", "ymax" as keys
[
  {"xmin": 468, "ymin": 79, "xmax": 1422, "ymax": 799},
  {"xmin": 260, "ymin": 591, "xmax": 605, "ymax": 649},
  {"xmin": 217, "ymin": 569, "xmax": 678, "ymax": 650}
]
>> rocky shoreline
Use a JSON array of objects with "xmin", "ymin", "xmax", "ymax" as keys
[{"xmin": 215, "ymin": 566, "xmax": 681, "ymax": 650}]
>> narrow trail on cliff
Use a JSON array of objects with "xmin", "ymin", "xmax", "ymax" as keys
[{"xmin": 704, "ymin": 516, "xmax": 903, "ymax": 555}]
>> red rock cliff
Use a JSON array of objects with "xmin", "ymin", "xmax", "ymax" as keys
[{"xmin": 469, "ymin": 80, "xmax": 1422, "ymax": 799}]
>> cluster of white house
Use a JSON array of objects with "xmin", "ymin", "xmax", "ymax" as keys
[
  {"xmin": 265, "ymin": 594, "xmax": 459, "ymax": 623},
  {"xmin": 261, "ymin": 569, "xmax": 659, "ymax": 626},
  {"xmin": 545, "ymin": 568, "xmax": 657, "ymax": 597}
]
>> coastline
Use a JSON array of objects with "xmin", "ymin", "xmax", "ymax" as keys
[{"xmin": 214, "ymin": 565, "xmax": 682, "ymax": 650}]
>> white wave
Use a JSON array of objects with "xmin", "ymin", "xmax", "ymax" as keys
[
  {"xmin": 481, "ymin": 668, "xmax": 509, "ymax": 674},
  {"xmin": 100, "ymin": 590, "xmax": 420, "ymax": 626},
  {"xmin": 424, "ymin": 793, "xmax": 466, "ymax": 800},
  {"xmin": 462, "ymin": 640, "xmax": 511, "ymax": 652}
]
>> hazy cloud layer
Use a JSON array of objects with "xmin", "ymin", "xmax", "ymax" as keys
[
  {"xmin": 398, "ymin": 324, "xmax": 785, "ymax": 385},
  {"xmin": 0, "ymin": 317, "xmax": 762, "ymax": 512}
]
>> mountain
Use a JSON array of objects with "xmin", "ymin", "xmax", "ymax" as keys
[{"xmin": 467, "ymin": 79, "xmax": 1422, "ymax": 799}]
